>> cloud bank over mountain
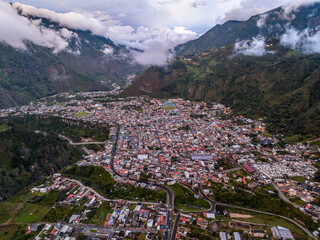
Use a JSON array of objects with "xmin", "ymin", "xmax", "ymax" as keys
[
  {"xmin": 1, "ymin": 0, "xmax": 320, "ymax": 65},
  {"xmin": 0, "ymin": 0, "xmax": 198, "ymax": 65},
  {"xmin": 234, "ymin": 37, "xmax": 270, "ymax": 56},
  {"xmin": 280, "ymin": 28, "xmax": 320, "ymax": 54},
  {"xmin": 0, "ymin": 0, "xmax": 68, "ymax": 53}
]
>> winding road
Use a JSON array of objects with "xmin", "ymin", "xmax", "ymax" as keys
[{"xmin": 171, "ymin": 182, "xmax": 317, "ymax": 240}]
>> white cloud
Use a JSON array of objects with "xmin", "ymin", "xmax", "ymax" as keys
[
  {"xmin": 13, "ymin": 2, "xmax": 105, "ymax": 35},
  {"xmin": 256, "ymin": 13, "xmax": 268, "ymax": 28},
  {"xmin": 8, "ymin": 1, "xmax": 198, "ymax": 65},
  {"xmin": 131, "ymin": 27, "xmax": 198, "ymax": 65},
  {"xmin": 234, "ymin": 36, "xmax": 272, "ymax": 56},
  {"xmin": 102, "ymin": 46, "xmax": 114, "ymax": 55},
  {"xmin": 4, "ymin": 0, "xmax": 320, "ymax": 65},
  {"xmin": 282, "ymin": 0, "xmax": 320, "ymax": 18},
  {"xmin": 190, "ymin": 0, "xmax": 207, "ymax": 8},
  {"xmin": 0, "ymin": 0, "xmax": 68, "ymax": 53},
  {"xmin": 222, "ymin": 0, "xmax": 291, "ymax": 22},
  {"xmin": 280, "ymin": 28, "xmax": 320, "ymax": 53}
]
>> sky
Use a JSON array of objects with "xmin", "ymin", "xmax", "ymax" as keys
[{"xmin": 1, "ymin": 0, "xmax": 319, "ymax": 65}]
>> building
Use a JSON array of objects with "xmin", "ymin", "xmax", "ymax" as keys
[
  {"xmin": 191, "ymin": 155, "xmax": 214, "ymax": 161},
  {"xmin": 243, "ymin": 164, "xmax": 255, "ymax": 173},
  {"xmin": 219, "ymin": 232, "xmax": 227, "ymax": 240},
  {"xmin": 271, "ymin": 226, "xmax": 295, "ymax": 240},
  {"xmin": 234, "ymin": 232, "xmax": 241, "ymax": 240}
]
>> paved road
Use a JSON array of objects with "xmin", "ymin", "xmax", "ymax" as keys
[
  {"xmin": 198, "ymin": 183, "xmax": 216, "ymax": 213},
  {"xmin": 109, "ymin": 125, "xmax": 174, "ymax": 240},
  {"xmin": 271, "ymin": 182, "xmax": 300, "ymax": 208},
  {"xmin": 58, "ymin": 134, "xmax": 105, "ymax": 145},
  {"xmin": 171, "ymin": 183, "xmax": 216, "ymax": 240},
  {"xmin": 171, "ymin": 183, "xmax": 317, "ymax": 240}
]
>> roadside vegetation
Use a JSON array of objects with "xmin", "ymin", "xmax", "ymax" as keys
[
  {"xmin": 209, "ymin": 183, "xmax": 317, "ymax": 230},
  {"xmin": 61, "ymin": 165, "xmax": 166, "ymax": 203},
  {"xmin": 169, "ymin": 184, "xmax": 210, "ymax": 210}
]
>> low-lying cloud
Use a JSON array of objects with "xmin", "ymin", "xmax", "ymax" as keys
[
  {"xmin": 280, "ymin": 28, "xmax": 320, "ymax": 53},
  {"xmin": 13, "ymin": 2, "xmax": 105, "ymax": 35},
  {"xmin": 0, "ymin": 0, "xmax": 197, "ymax": 65},
  {"xmin": 0, "ymin": 0, "xmax": 69, "ymax": 53},
  {"xmin": 234, "ymin": 36, "xmax": 271, "ymax": 56}
]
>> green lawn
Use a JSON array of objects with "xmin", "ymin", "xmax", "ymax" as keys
[
  {"xmin": 13, "ymin": 204, "xmax": 50, "ymax": 223},
  {"xmin": 289, "ymin": 176, "xmax": 305, "ymax": 183},
  {"xmin": 162, "ymin": 106, "xmax": 175, "ymax": 111},
  {"xmin": 74, "ymin": 112, "xmax": 90, "ymax": 117}
]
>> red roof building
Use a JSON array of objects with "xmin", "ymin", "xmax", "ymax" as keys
[{"xmin": 243, "ymin": 164, "xmax": 255, "ymax": 173}]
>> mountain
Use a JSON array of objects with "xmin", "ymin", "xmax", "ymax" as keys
[
  {"xmin": 177, "ymin": 2, "xmax": 320, "ymax": 55},
  {"xmin": 122, "ymin": 3, "xmax": 320, "ymax": 140},
  {"xmin": 0, "ymin": 14, "xmax": 141, "ymax": 109}
]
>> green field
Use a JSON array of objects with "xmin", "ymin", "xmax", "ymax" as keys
[
  {"xmin": 162, "ymin": 106, "xmax": 175, "ymax": 111},
  {"xmin": 13, "ymin": 204, "xmax": 50, "ymax": 223},
  {"xmin": 74, "ymin": 112, "xmax": 90, "ymax": 117}
]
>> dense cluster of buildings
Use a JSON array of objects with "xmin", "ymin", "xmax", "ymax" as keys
[{"xmin": 2, "ymin": 92, "xmax": 320, "ymax": 239}]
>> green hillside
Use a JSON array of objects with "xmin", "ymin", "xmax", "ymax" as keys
[
  {"xmin": 0, "ymin": 17, "xmax": 141, "ymax": 109},
  {"xmin": 0, "ymin": 118, "xmax": 84, "ymax": 201},
  {"xmin": 178, "ymin": 3, "xmax": 320, "ymax": 55}
]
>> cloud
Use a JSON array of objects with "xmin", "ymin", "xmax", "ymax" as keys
[
  {"xmin": 0, "ymin": 0, "xmax": 68, "ymax": 53},
  {"xmin": 234, "ymin": 36, "xmax": 272, "ymax": 56},
  {"xmin": 8, "ymin": 1, "xmax": 198, "ymax": 65},
  {"xmin": 223, "ymin": 0, "xmax": 291, "ymax": 22},
  {"xmin": 282, "ymin": 0, "xmax": 320, "ymax": 18},
  {"xmin": 280, "ymin": 28, "xmax": 320, "ymax": 54},
  {"xmin": 6, "ymin": 0, "xmax": 319, "ymax": 65},
  {"xmin": 190, "ymin": 0, "xmax": 207, "ymax": 8},
  {"xmin": 131, "ymin": 27, "xmax": 198, "ymax": 65},
  {"xmin": 256, "ymin": 13, "xmax": 268, "ymax": 28},
  {"xmin": 102, "ymin": 46, "xmax": 114, "ymax": 55},
  {"xmin": 13, "ymin": 2, "xmax": 105, "ymax": 35}
]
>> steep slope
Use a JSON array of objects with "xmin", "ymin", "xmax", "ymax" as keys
[
  {"xmin": 0, "ymin": 121, "xmax": 83, "ymax": 201},
  {"xmin": 122, "ymin": 42, "xmax": 320, "ymax": 139},
  {"xmin": 178, "ymin": 2, "xmax": 320, "ymax": 55},
  {"xmin": 0, "ymin": 15, "xmax": 141, "ymax": 109},
  {"xmin": 0, "ymin": 43, "xmax": 105, "ymax": 108}
]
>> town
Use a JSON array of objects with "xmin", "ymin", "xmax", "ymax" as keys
[{"xmin": 1, "ymin": 91, "xmax": 320, "ymax": 239}]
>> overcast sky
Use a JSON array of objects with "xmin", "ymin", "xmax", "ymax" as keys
[
  {"xmin": 14, "ymin": 0, "xmax": 296, "ymax": 33},
  {"xmin": 1, "ymin": 0, "xmax": 318, "ymax": 65}
]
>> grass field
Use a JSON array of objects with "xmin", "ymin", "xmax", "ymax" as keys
[
  {"xmin": 162, "ymin": 106, "xmax": 175, "ymax": 111},
  {"xmin": 74, "ymin": 112, "xmax": 90, "ymax": 117},
  {"xmin": 13, "ymin": 204, "xmax": 50, "ymax": 223}
]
